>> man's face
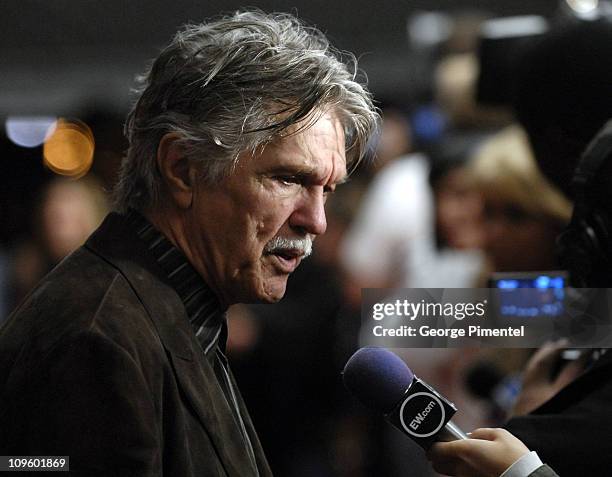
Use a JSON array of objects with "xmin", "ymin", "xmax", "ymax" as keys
[{"xmin": 186, "ymin": 112, "xmax": 347, "ymax": 305}]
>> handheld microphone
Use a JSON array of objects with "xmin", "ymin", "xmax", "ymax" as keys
[{"xmin": 342, "ymin": 347, "xmax": 467, "ymax": 449}]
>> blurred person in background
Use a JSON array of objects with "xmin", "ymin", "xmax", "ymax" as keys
[
  {"xmin": 341, "ymin": 11, "xmax": 513, "ymax": 298},
  {"xmin": 434, "ymin": 53, "xmax": 512, "ymax": 132},
  {"xmin": 340, "ymin": 108, "xmax": 432, "ymax": 298},
  {"xmin": 465, "ymin": 125, "xmax": 572, "ymax": 276},
  {"xmin": 419, "ymin": 123, "xmax": 575, "ymax": 476},
  {"xmin": 411, "ymin": 125, "xmax": 573, "ymax": 437},
  {"xmin": 430, "ymin": 125, "xmax": 575, "ymax": 472},
  {"xmin": 365, "ymin": 107, "xmax": 413, "ymax": 176},
  {"xmin": 0, "ymin": 10, "xmax": 378, "ymax": 476},
  {"xmin": 440, "ymin": 124, "xmax": 573, "ymax": 470},
  {"xmin": 411, "ymin": 133, "xmax": 487, "ymax": 288},
  {"xmin": 9, "ymin": 176, "xmax": 109, "ymax": 309},
  {"xmin": 428, "ymin": 17, "xmax": 612, "ymax": 477}
]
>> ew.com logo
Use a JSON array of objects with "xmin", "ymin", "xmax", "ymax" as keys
[{"xmin": 399, "ymin": 392, "xmax": 446, "ymax": 438}]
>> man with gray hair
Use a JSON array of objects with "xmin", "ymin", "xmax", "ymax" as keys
[{"xmin": 0, "ymin": 10, "xmax": 378, "ymax": 476}]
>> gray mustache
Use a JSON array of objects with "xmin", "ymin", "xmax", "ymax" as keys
[{"xmin": 264, "ymin": 236, "xmax": 313, "ymax": 258}]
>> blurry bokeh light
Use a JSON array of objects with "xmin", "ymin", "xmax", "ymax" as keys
[
  {"xmin": 43, "ymin": 119, "xmax": 95, "ymax": 179},
  {"xmin": 407, "ymin": 11, "xmax": 453, "ymax": 49},
  {"xmin": 5, "ymin": 116, "xmax": 57, "ymax": 148},
  {"xmin": 566, "ymin": 0, "xmax": 599, "ymax": 14},
  {"xmin": 563, "ymin": 0, "xmax": 608, "ymax": 19},
  {"xmin": 411, "ymin": 105, "xmax": 446, "ymax": 143}
]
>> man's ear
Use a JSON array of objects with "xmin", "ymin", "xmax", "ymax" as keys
[{"xmin": 156, "ymin": 133, "xmax": 198, "ymax": 209}]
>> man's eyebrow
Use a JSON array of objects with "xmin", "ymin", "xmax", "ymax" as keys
[
  {"xmin": 265, "ymin": 165, "xmax": 314, "ymax": 176},
  {"xmin": 265, "ymin": 165, "xmax": 348, "ymax": 186}
]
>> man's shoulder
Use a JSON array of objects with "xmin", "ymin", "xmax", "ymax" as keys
[{"xmin": 0, "ymin": 245, "xmax": 160, "ymax": 368}]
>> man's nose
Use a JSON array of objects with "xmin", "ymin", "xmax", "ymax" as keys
[{"xmin": 289, "ymin": 189, "xmax": 327, "ymax": 236}]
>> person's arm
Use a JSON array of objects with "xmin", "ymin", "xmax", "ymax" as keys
[
  {"xmin": 511, "ymin": 339, "xmax": 589, "ymax": 417},
  {"xmin": 503, "ymin": 342, "xmax": 602, "ymax": 475},
  {"xmin": 426, "ymin": 428, "xmax": 558, "ymax": 477}
]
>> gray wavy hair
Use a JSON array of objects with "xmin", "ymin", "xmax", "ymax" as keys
[{"xmin": 114, "ymin": 9, "xmax": 379, "ymax": 212}]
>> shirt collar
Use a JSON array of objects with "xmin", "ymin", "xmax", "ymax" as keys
[{"xmin": 125, "ymin": 209, "xmax": 226, "ymax": 355}]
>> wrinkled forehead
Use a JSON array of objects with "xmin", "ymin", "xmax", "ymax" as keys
[
  {"xmin": 275, "ymin": 112, "xmax": 346, "ymax": 165},
  {"xmin": 267, "ymin": 107, "xmax": 349, "ymax": 158}
]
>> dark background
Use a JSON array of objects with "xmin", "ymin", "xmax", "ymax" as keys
[{"xmin": 1, "ymin": 1, "xmax": 555, "ymax": 113}]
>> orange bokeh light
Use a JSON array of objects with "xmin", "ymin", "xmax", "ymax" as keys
[{"xmin": 43, "ymin": 119, "xmax": 94, "ymax": 178}]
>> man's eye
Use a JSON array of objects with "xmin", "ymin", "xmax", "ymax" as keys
[{"xmin": 276, "ymin": 176, "xmax": 299, "ymax": 186}]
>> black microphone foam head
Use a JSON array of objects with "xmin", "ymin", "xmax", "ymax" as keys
[{"xmin": 342, "ymin": 347, "xmax": 414, "ymax": 414}]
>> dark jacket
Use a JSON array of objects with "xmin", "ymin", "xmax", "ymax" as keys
[
  {"xmin": 0, "ymin": 213, "xmax": 272, "ymax": 477},
  {"xmin": 530, "ymin": 465, "xmax": 559, "ymax": 477},
  {"xmin": 506, "ymin": 350, "xmax": 612, "ymax": 477}
]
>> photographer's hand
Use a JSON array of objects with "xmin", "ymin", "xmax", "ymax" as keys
[{"xmin": 511, "ymin": 340, "xmax": 589, "ymax": 416}]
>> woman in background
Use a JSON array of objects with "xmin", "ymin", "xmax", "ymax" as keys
[
  {"xmin": 465, "ymin": 125, "xmax": 572, "ymax": 275},
  {"xmin": 8, "ymin": 176, "xmax": 109, "ymax": 311}
]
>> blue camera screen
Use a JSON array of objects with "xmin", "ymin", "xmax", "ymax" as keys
[{"xmin": 492, "ymin": 274, "xmax": 566, "ymax": 318}]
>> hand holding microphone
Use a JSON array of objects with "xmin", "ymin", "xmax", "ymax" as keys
[
  {"xmin": 342, "ymin": 347, "xmax": 556, "ymax": 477},
  {"xmin": 342, "ymin": 347, "xmax": 467, "ymax": 449},
  {"xmin": 427, "ymin": 428, "xmax": 532, "ymax": 477}
]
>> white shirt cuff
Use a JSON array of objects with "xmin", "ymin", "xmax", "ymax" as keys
[{"xmin": 500, "ymin": 451, "xmax": 543, "ymax": 477}]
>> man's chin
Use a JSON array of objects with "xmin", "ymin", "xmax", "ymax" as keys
[
  {"xmin": 258, "ymin": 276, "xmax": 289, "ymax": 303},
  {"xmin": 244, "ymin": 260, "xmax": 292, "ymax": 303},
  {"xmin": 229, "ymin": 274, "xmax": 289, "ymax": 305},
  {"xmin": 262, "ymin": 278, "xmax": 287, "ymax": 303}
]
